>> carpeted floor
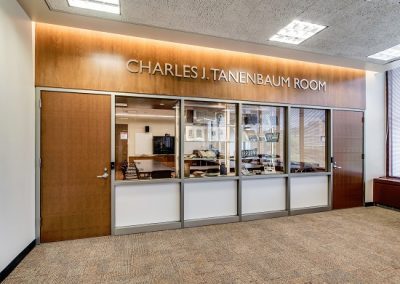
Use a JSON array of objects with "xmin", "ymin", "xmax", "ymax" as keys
[{"xmin": 4, "ymin": 207, "xmax": 400, "ymax": 283}]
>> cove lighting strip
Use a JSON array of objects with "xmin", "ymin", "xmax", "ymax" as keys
[
  {"xmin": 67, "ymin": 0, "xmax": 120, "ymax": 14},
  {"xmin": 269, "ymin": 20, "xmax": 327, "ymax": 45},
  {"xmin": 368, "ymin": 44, "xmax": 400, "ymax": 62}
]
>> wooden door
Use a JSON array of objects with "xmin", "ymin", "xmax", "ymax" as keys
[
  {"xmin": 332, "ymin": 111, "xmax": 364, "ymax": 209},
  {"xmin": 40, "ymin": 91, "xmax": 111, "ymax": 242}
]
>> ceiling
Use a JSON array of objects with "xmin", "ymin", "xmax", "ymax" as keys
[{"xmin": 18, "ymin": 0, "xmax": 400, "ymax": 71}]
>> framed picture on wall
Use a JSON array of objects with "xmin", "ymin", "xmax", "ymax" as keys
[
  {"xmin": 194, "ymin": 126, "xmax": 205, "ymax": 141},
  {"xmin": 186, "ymin": 126, "xmax": 195, "ymax": 141},
  {"xmin": 186, "ymin": 126, "xmax": 205, "ymax": 141}
]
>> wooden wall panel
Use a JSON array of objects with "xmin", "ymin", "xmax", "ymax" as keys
[{"xmin": 35, "ymin": 23, "xmax": 366, "ymax": 109}]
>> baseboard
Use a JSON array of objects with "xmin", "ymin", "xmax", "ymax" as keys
[
  {"xmin": 114, "ymin": 222, "xmax": 182, "ymax": 235},
  {"xmin": 365, "ymin": 202, "xmax": 375, "ymax": 207},
  {"xmin": 0, "ymin": 240, "xmax": 35, "ymax": 282},
  {"xmin": 376, "ymin": 204, "xmax": 400, "ymax": 212}
]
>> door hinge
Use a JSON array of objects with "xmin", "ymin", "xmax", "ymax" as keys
[
  {"xmin": 362, "ymin": 117, "xmax": 364, "ymax": 123},
  {"xmin": 362, "ymin": 154, "xmax": 365, "ymax": 159},
  {"xmin": 39, "ymin": 99, "xmax": 42, "ymax": 108},
  {"xmin": 39, "ymin": 158, "xmax": 42, "ymax": 168}
]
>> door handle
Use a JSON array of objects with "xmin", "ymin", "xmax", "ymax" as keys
[
  {"xmin": 97, "ymin": 168, "xmax": 109, "ymax": 179},
  {"xmin": 333, "ymin": 162, "xmax": 342, "ymax": 169}
]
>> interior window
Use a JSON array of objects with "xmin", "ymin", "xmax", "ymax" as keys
[
  {"xmin": 290, "ymin": 108, "xmax": 327, "ymax": 173},
  {"xmin": 115, "ymin": 96, "xmax": 180, "ymax": 180},
  {"xmin": 183, "ymin": 101, "xmax": 236, "ymax": 178},
  {"xmin": 241, "ymin": 105, "xmax": 285, "ymax": 175}
]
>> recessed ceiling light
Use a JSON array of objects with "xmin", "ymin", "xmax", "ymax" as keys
[
  {"xmin": 67, "ymin": 0, "xmax": 120, "ymax": 14},
  {"xmin": 269, "ymin": 20, "xmax": 327, "ymax": 45},
  {"xmin": 368, "ymin": 44, "xmax": 400, "ymax": 62},
  {"xmin": 115, "ymin": 103, "xmax": 128, "ymax": 107}
]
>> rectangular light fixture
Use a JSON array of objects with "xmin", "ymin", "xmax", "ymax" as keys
[
  {"xmin": 368, "ymin": 44, "xmax": 400, "ymax": 62},
  {"xmin": 67, "ymin": 0, "xmax": 120, "ymax": 14},
  {"xmin": 269, "ymin": 20, "xmax": 327, "ymax": 45}
]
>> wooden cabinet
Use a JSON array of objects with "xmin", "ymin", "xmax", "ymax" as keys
[
  {"xmin": 129, "ymin": 155, "xmax": 175, "ymax": 167},
  {"xmin": 373, "ymin": 178, "xmax": 400, "ymax": 209}
]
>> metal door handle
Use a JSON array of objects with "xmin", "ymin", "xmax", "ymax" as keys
[
  {"xmin": 97, "ymin": 168, "xmax": 109, "ymax": 179},
  {"xmin": 333, "ymin": 162, "xmax": 342, "ymax": 169}
]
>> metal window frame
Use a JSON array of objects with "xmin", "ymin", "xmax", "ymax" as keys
[{"xmin": 35, "ymin": 86, "xmax": 365, "ymax": 242}]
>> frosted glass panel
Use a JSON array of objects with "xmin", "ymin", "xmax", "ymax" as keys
[
  {"xmin": 115, "ymin": 183, "xmax": 180, "ymax": 227},
  {"xmin": 242, "ymin": 178, "xmax": 286, "ymax": 214},
  {"xmin": 290, "ymin": 176, "xmax": 328, "ymax": 209},
  {"xmin": 185, "ymin": 181, "xmax": 237, "ymax": 220}
]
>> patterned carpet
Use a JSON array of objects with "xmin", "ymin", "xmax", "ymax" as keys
[{"xmin": 4, "ymin": 207, "xmax": 400, "ymax": 283}]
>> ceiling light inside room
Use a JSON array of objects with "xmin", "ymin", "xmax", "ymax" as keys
[
  {"xmin": 67, "ymin": 0, "xmax": 120, "ymax": 14},
  {"xmin": 269, "ymin": 20, "xmax": 327, "ymax": 45},
  {"xmin": 368, "ymin": 44, "xmax": 400, "ymax": 62}
]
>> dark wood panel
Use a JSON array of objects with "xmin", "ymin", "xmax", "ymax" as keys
[
  {"xmin": 332, "ymin": 111, "xmax": 364, "ymax": 209},
  {"xmin": 374, "ymin": 178, "xmax": 400, "ymax": 209},
  {"xmin": 40, "ymin": 91, "xmax": 111, "ymax": 242},
  {"xmin": 35, "ymin": 23, "xmax": 366, "ymax": 109},
  {"xmin": 115, "ymin": 124, "xmax": 128, "ymax": 180}
]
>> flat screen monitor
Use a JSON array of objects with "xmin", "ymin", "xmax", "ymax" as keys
[{"xmin": 153, "ymin": 136, "xmax": 175, "ymax": 154}]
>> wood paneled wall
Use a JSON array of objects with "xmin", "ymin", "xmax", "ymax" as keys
[{"xmin": 35, "ymin": 23, "xmax": 366, "ymax": 109}]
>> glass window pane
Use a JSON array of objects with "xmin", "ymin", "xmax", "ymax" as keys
[
  {"xmin": 290, "ymin": 108, "xmax": 327, "ymax": 173},
  {"xmin": 184, "ymin": 101, "xmax": 236, "ymax": 178},
  {"xmin": 241, "ymin": 105, "xmax": 285, "ymax": 175},
  {"xmin": 115, "ymin": 96, "xmax": 180, "ymax": 180}
]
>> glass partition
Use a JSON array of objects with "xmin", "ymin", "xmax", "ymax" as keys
[
  {"xmin": 241, "ymin": 105, "xmax": 285, "ymax": 175},
  {"xmin": 115, "ymin": 96, "xmax": 180, "ymax": 180},
  {"xmin": 184, "ymin": 101, "xmax": 236, "ymax": 178},
  {"xmin": 114, "ymin": 96, "xmax": 329, "ymax": 179},
  {"xmin": 290, "ymin": 108, "xmax": 327, "ymax": 173}
]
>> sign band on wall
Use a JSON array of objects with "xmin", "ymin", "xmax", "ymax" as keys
[{"xmin": 126, "ymin": 59, "xmax": 327, "ymax": 92}]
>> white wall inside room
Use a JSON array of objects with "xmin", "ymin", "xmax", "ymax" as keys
[
  {"xmin": 116, "ymin": 118, "xmax": 176, "ymax": 157},
  {"xmin": 365, "ymin": 71, "xmax": 385, "ymax": 202},
  {"xmin": 0, "ymin": 0, "xmax": 35, "ymax": 272}
]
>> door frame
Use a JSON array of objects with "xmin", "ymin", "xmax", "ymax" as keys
[
  {"xmin": 35, "ymin": 87, "xmax": 366, "ymax": 243},
  {"xmin": 35, "ymin": 88, "xmax": 115, "ymax": 244}
]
